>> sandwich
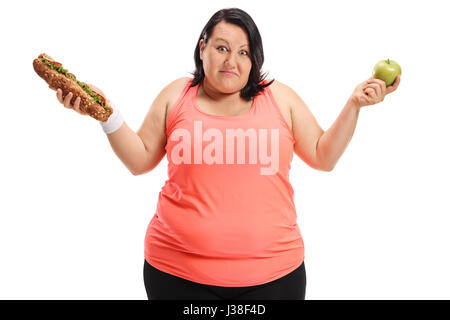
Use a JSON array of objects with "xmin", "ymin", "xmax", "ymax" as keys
[{"xmin": 33, "ymin": 53, "xmax": 113, "ymax": 122}]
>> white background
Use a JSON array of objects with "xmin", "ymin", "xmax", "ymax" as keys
[{"xmin": 1, "ymin": 0, "xmax": 449, "ymax": 299}]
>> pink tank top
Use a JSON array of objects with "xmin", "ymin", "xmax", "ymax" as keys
[{"xmin": 144, "ymin": 78, "xmax": 304, "ymax": 287}]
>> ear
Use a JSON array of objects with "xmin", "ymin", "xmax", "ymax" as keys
[{"xmin": 199, "ymin": 39, "xmax": 205, "ymax": 61}]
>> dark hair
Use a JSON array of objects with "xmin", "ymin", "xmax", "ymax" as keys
[{"xmin": 189, "ymin": 8, "xmax": 274, "ymax": 101}]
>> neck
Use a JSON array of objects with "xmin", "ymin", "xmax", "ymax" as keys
[{"xmin": 201, "ymin": 79, "xmax": 243, "ymax": 106}]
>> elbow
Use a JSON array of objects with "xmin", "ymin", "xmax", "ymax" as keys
[
  {"xmin": 319, "ymin": 160, "xmax": 335, "ymax": 172},
  {"xmin": 314, "ymin": 165, "xmax": 334, "ymax": 172},
  {"xmin": 314, "ymin": 160, "xmax": 335, "ymax": 172},
  {"xmin": 131, "ymin": 163, "xmax": 157, "ymax": 176},
  {"xmin": 313, "ymin": 155, "xmax": 335, "ymax": 172},
  {"xmin": 132, "ymin": 168, "xmax": 153, "ymax": 176},
  {"xmin": 130, "ymin": 164, "xmax": 148, "ymax": 176},
  {"xmin": 314, "ymin": 138, "xmax": 334, "ymax": 172},
  {"xmin": 131, "ymin": 166, "xmax": 153, "ymax": 176},
  {"xmin": 308, "ymin": 161, "xmax": 334, "ymax": 172},
  {"xmin": 130, "ymin": 153, "xmax": 161, "ymax": 176},
  {"xmin": 131, "ymin": 168, "xmax": 142, "ymax": 176}
]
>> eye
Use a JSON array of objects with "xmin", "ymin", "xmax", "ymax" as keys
[{"xmin": 217, "ymin": 46, "xmax": 249, "ymax": 57}]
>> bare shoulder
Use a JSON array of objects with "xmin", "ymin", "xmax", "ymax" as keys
[
  {"xmin": 165, "ymin": 77, "xmax": 192, "ymax": 113},
  {"xmin": 160, "ymin": 77, "xmax": 191, "ymax": 127},
  {"xmin": 268, "ymin": 79, "xmax": 293, "ymax": 105},
  {"xmin": 266, "ymin": 79, "xmax": 293, "ymax": 131},
  {"xmin": 163, "ymin": 77, "xmax": 191, "ymax": 126}
]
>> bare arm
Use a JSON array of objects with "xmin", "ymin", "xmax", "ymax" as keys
[
  {"xmin": 287, "ymin": 81, "xmax": 357, "ymax": 172},
  {"xmin": 316, "ymin": 76, "xmax": 401, "ymax": 171},
  {"xmin": 281, "ymin": 82, "xmax": 325, "ymax": 171},
  {"xmin": 107, "ymin": 82, "xmax": 169, "ymax": 175},
  {"xmin": 315, "ymin": 99, "xmax": 360, "ymax": 172},
  {"xmin": 134, "ymin": 77, "xmax": 190, "ymax": 174},
  {"xmin": 105, "ymin": 121, "xmax": 154, "ymax": 175}
]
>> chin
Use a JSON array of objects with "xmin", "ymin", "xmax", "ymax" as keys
[{"xmin": 217, "ymin": 78, "xmax": 242, "ymax": 92}]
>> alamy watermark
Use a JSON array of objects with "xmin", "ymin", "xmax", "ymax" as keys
[{"xmin": 170, "ymin": 120, "xmax": 280, "ymax": 175}]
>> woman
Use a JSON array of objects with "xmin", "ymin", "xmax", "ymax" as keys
[{"xmin": 53, "ymin": 8, "xmax": 400, "ymax": 300}]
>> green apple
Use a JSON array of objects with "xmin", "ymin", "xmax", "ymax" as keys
[{"xmin": 372, "ymin": 59, "xmax": 402, "ymax": 86}]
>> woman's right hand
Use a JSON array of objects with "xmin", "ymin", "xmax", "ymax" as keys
[
  {"xmin": 54, "ymin": 88, "xmax": 89, "ymax": 115},
  {"xmin": 50, "ymin": 83, "xmax": 107, "ymax": 116}
]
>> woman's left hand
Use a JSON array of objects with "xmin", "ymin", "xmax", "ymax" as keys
[{"xmin": 350, "ymin": 75, "xmax": 401, "ymax": 108}]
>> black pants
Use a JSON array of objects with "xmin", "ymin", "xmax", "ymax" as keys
[{"xmin": 143, "ymin": 260, "xmax": 306, "ymax": 300}]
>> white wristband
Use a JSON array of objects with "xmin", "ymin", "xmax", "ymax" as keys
[{"xmin": 100, "ymin": 100, "xmax": 124, "ymax": 134}]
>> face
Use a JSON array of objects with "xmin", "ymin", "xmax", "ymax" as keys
[{"xmin": 199, "ymin": 21, "xmax": 252, "ymax": 94}]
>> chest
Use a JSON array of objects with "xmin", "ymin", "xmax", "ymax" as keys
[{"xmin": 165, "ymin": 80, "xmax": 293, "ymax": 132}]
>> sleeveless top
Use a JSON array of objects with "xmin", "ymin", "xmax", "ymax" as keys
[{"xmin": 144, "ymin": 78, "xmax": 304, "ymax": 287}]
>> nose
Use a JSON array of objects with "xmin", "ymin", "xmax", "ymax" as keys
[{"xmin": 224, "ymin": 52, "xmax": 239, "ymax": 69}]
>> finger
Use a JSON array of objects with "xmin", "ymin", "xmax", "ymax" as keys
[
  {"xmin": 73, "ymin": 96, "xmax": 82, "ymax": 113},
  {"xmin": 376, "ymin": 78, "xmax": 386, "ymax": 95},
  {"xmin": 364, "ymin": 87, "xmax": 376, "ymax": 99},
  {"xmin": 391, "ymin": 75, "xmax": 401, "ymax": 86},
  {"xmin": 361, "ymin": 89, "xmax": 372, "ymax": 105},
  {"xmin": 363, "ymin": 87, "xmax": 371, "ymax": 97},
  {"xmin": 366, "ymin": 76, "xmax": 385, "ymax": 85},
  {"xmin": 75, "ymin": 98, "xmax": 88, "ymax": 115},
  {"xmin": 63, "ymin": 92, "xmax": 74, "ymax": 108},
  {"xmin": 367, "ymin": 78, "xmax": 387, "ymax": 93},
  {"xmin": 56, "ymin": 89, "xmax": 63, "ymax": 103},
  {"xmin": 386, "ymin": 75, "xmax": 401, "ymax": 94},
  {"xmin": 364, "ymin": 83, "xmax": 381, "ymax": 98}
]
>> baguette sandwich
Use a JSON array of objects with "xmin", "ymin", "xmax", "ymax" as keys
[{"xmin": 33, "ymin": 53, "xmax": 113, "ymax": 122}]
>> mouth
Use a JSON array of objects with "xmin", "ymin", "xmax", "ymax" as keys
[{"xmin": 220, "ymin": 71, "xmax": 237, "ymax": 76}]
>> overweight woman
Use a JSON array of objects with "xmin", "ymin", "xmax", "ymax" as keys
[{"xmin": 51, "ymin": 8, "xmax": 400, "ymax": 300}]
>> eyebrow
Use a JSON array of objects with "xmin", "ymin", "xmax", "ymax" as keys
[{"xmin": 214, "ymin": 37, "xmax": 249, "ymax": 48}]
